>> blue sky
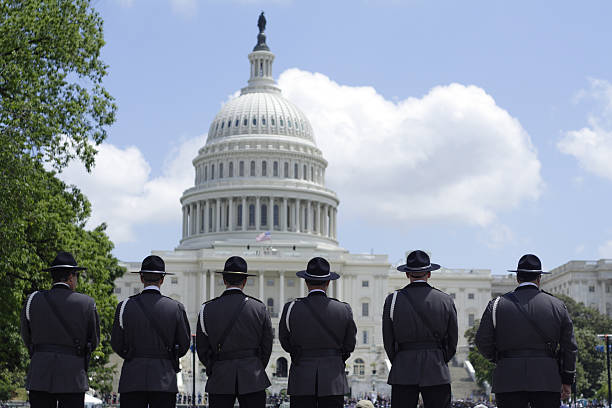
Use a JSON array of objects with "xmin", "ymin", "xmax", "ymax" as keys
[{"xmin": 62, "ymin": 0, "xmax": 612, "ymax": 274}]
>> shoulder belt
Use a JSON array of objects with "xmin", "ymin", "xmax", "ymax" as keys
[
  {"xmin": 41, "ymin": 290, "xmax": 83, "ymax": 352},
  {"xmin": 397, "ymin": 289, "xmax": 441, "ymax": 340},
  {"xmin": 506, "ymin": 292, "xmax": 555, "ymax": 345},
  {"xmin": 301, "ymin": 297, "xmax": 343, "ymax": 347},
  {"xmin": 285, "ymin": 299, "xmax": 297, "ymax": 333},
  {"xmin": 26, "ymin": 291, "xmax": 39, "ymax": 322},
  {"xmin": 215, "ymin": 297, "xmax": 249, "ymax": 352},
  {"xmin": 132, "ymin": 295, "xmax": 173, "ymax": 350},
  {"xmin": 245, "ymin": 295, "xmax": 263, "ymax": 303}
]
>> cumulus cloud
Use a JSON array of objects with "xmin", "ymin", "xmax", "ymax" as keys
[
  {"xmin": 60, "ymin": 137, "xmax": 201, "ymax": 243},
  {"xmin": 558, "ymin": 79, "xmax": 612, "ymax": 181},
  {"xmin": 279, "ymin": 69, "xmax": 543, "ymax": 227}
]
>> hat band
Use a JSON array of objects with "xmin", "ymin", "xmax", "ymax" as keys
[
  {"xmin": 140, "ymin": 269, "xmax": 165, "ymax": 273},
  {"xmin": 405, "ymin": 264, "xmax": 432, "ymax": 271},
  {"xmin": 516, "ymin": 269, "xmax": 542, "ymax": 272},
  {"xmin": 305, "ymin": 271, "xmax": 331, "ymax": 278},
  {"xmin": 49, "ymin": 264, "xmax": 79, "ymax": 268}
]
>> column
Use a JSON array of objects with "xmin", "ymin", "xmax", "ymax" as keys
[
  {"xmin": 196, "ymin": 201, "xmax": 201, "ymax": 234},
  {"xmin": 268, "ymin": 197, "xmax": 273, "ymax": 230},
  {"xmin": 282, "ymin": 197, "xmax": 288, "ymax": 232},
  {"xmin": 182, "ymin": 206, "xmax": 187, "ymax": 238},
  {"xmin": 202, "ymin": 270, "xmax": 208, "ymax": 302},
  {"xmin": 279, "ymin": 271, "xmax": 285, "ymax": 306},
  {"xmin": 295, "ymin": 199, "xmax": 301, "ymax": 232},
  {"xmin": 255, "ymin": 196, "xmax": 261, "ymax": 230},
  {"xmin": 242, "ymin": 197, "xmax": 247, "ymax": 231},
  {"xmin": 190, "ymin": 203, "xmax": 195, "ymax": 235},
  {"xmin": 333, "ymin": 208, "xmax": 338, "ymax": 239},
  {"xmin": 209, "ymin": 271, "xmax": 215, "ymax": 299},
  {"xmin": 304, "ymin": 201, "xmax": 309, "ymax": 233},
  {"xmin": 336, "ymin": 275, "xmax": 342, "ymax": 301},
  {"xmin": 259, "ymin": 272, "xmax": 265, "ymax": 300},
  {"xmin": 216, "ymin": 199, "xmax": 221, "ymax": 232},
  {"xmin": 300, "ymin": 278, "xmax": 305, "ymax": 297},
  {"xmin": 316, "ymin": 202, "xmax": 321, "ymax": 235},
  {"xmin": 228, "ymin": 197, "xmax": 234, "ymax": 231},
  {"xmin": 323, "ymin": 205, "xmax": 329, "ymax": 237},
  {"xmin": 204, "ymin": 200, "xmax": 209, "ymax": 233}
]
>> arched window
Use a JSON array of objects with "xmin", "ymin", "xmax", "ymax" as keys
[
  {"xmin": 219, "ymin": 163, "xmax": 224, "ymax": 178},
  {"xmin": 243, "ymin": 118, "xmax": 247, "ymax": 126},
  {"xmin": 248, "ymin": 204, "xmax": 255, "ymax": 227},
  {"xmin": 227, "ymin": 120, "xmax": 231, "ymax": 128},
  {"xmin": 252, "ymin": 117, "xmax": 257, "ymax": 126},
  {"xmin": 273, "ymin": 161, "xmax": 279, "ymax": 177},
  {"xmin": 284, "ymin": 162, "xmax": 289, "ymax": 178},
  {"xmin": 311, "ymin": 166, "xmax": 314, "ymax": 181},
  {"xmin": 354, "ymin": 358, "xmax": 365, "ymax": 376},
  {"xmin": 229, "ymin": 162, "xmax": 234, "ymax": 177},
  {"xmin": 211, "ymin": 164, "xmax": 215, "ymax": 180},
  {"xmin": 262, "ymin": 161, "xmax": 267, "ymax": 177},
  {"xmin": 273, "ymin": 205, "xmax": 279, "ymax": 228},
  {"xmin": 271, "ymin": 117, "xmax": 276, "ymax": 126},
  {"xmin": 237, "ymin": 204, "xmax": 243, "ymax": 227},
  {"xmin": 204, "ymin": 166, "xmax": 208, "ymax": 181},
  {"xmin": 250, "ymin": 161, "xmax": 256, "ymax": 176},
  {"xmin": 261, "ymin": 204, "xmax": 268, "ymax": 226},
  {"xmin": 276, "ymin": 357, "xmax": 288, "ymax": 378},
  {"xmin": 294, "ymin": 163, "xmax": 298, "ymax": 179},
  {"xmin": 262, "ymin": 116, "xmax": 267, "ymax": 126},
  {"xmin": 239, "ymin": 161, "xmax": 244, "ymax": 177}
]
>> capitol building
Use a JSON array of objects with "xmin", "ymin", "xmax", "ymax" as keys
[{"xmin": 111, "ymin": 20, "xmax": 605, "ymax": 398}]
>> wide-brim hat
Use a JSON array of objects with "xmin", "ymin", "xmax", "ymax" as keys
[
  {"xmin": 508, "ymin": 254, "xmax": 550, "ymax": 274},
  {"xmin": 215, "ymin": 256, "xmax": 256, "ymax": 276},
  {"xmin": 296, "ymin": 257, "xmax": 340, "ymax": 281},
  {"xmin": 397, "ymin": 250, "xmax": 441, "ymax": 273},
  {"xmin": 43, "ymin": 251, "xmax": 86, "ymax": 272},
  {"xmin": 131, "ymin": 255, "xmax": 174, "ymax": 275}
]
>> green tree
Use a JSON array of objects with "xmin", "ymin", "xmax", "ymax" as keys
[{"xmin": 465, "ymin": 320, "xmax": 495, "ymax": 386}]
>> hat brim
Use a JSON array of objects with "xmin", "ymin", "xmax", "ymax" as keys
[
  {"xmin": 215, "ymin": 270, "xmax": 257, "ymax": 276},
  {"xmin": 131, "ymin": 270, "xmax": 175, "ymax": 275},
  {"xmin": 507, "ymin": 269, "xmax": 551, "ymax": 274},
  {"xmin": 43, "ymin": 265, "xmax": 87, "ymax": 272},
  {"xmin": 296, "ymin": 270, "xmax": 340, "ymax": 281},
  {"xmin": 396, "ymin": 263, "xmax": 441, "ymax": 273}
]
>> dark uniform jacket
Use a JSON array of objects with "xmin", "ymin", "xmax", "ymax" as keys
[
  {"xmin": 20, "ymin": 284, "xmax": 100, "ymax": 393},
  {"xmin": 279, "ymin": 291, "xmax": 357, "ymax": 396},
  {"xmin": 475, "ymin": 284, "xmax": 578, "ymax": 393},
  {"xmin": 382, "ymin": 282, "xmax": 458, "ymax": 387},
  {"xmin": 196, "ymin": 289, "xmax": 273, "ymax": 395},
  {"xmin": 111, "ymin": 288, "xmax": 191, "ymax": 393}
]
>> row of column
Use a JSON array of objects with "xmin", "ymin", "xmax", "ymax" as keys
[{"xmin": 182, "ymin": 196, "xmax": 337, "ymax": 240}]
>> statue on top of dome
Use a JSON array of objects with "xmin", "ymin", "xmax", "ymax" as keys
[{"xmin": 258, "ymin": 12, "xmax": 266, "ymax": 33}]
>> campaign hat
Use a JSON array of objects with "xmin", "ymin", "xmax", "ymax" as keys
[
  {"xmin": 215, "ymin": 256, "xmax": 256, "ymax": 276},
  {"xmin": 508, "ymin": 254, "xmax": 550, "ymax": 274},
  {"xmin": 131, "ymin": 255, "xmax": 174, "ymax": 275},
  {"xmin": 43, "ymin": 251, "xmax": 86, "ymax": 272},
  {"xmin": 396, "ymin": 250, "xmax": 441, "ymax": 273},
  {"xmin": 296, "ymin": 257, "xmax": 340, "ymax": 281}
]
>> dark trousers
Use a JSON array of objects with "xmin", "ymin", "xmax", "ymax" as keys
[
  {"xmin": 496, "ymin": 391, "xmax": 561, "ymax": 408},
  {"xmin": 209, "ymin": 390, "xmax": 267, "ymax": 408},
  {"xmin": 391, "ymin": 384, "xmax": 451, "ymax": 408},
  {"xmin": 120, "ymin": 391, "xmax": 177, "ymax": 408},
  {"xmin": 29, "ymin": 391, "xmax": 84, "ymax": 408},
  {"xmin": 290, "ymin": 395, "xmax": 344, "ymax": 408}
]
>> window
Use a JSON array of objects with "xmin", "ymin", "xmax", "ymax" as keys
[
  {"xmin": 303, "ymin": 164, "xmax": 307, "ymax": 180},
  {"xmin": 227, "ymin": 120, "xmax": 231, "ymax": 128},
  {"xmin": 114, "ymin": 287, "xmax": 121, "ymax": 294},
  {"xmin": 311, "ymin": 166, "xmax": 314, "ymax": 181},
  {"xmin": 450, "ymin": 293, "xmax": 456, "ymax": 299},
  {"xmin": 362, "ymin": 280, "xmax": 369, "ymax": 288},
  {"xmin": 171, "ymin": 277, "xmax": 178, "ymax": 284},
  {"xmin": 273, "ymin": 161, "xmax": 279, "ymax": 177},
  {"xmin": 354, "ymin": 359, "xmax": 365, "ymax": 376},
  {"xmin": 267, "ymin": 297, "xmax": 274, "ymax": 309},
  {"xmin": 589, "ymin": 286, "xmax": 595, "ymax": 292},
  {"xmin": 235, "ymin": 119, "xmax": 239, "ymax": 127},
  {"xmin": 262, "ymin": 116, "xmax": 266, "ymax": 126},
  {"xmin": 287, "ymin": 278, "xmax": 295, "ymax": 287},
  {"xmin": 204, "ymin": 166, "xmax": 207, "ymax": 181},
  {"xmin": 468, "ymin": 313, "xmax": 475, "ymax": 327},
  {"xmin": 250, "ymin": 161, "xmax": 256, "ymax": 176},
  {"xmin": 221, "ymin": 121, "xmax": 224, "ymax": 129},
  {"xmin": 262, "ymin": 161, "xmax": 267, "ymax": 176},
  {"xmin": 252, "ymin": 117, "xmax": 257, "ymax": 126},
  {"xmin": 237, "ymin": 204, "xmax": 243, "ymax": 227},
  {"xmin": 288, "ymin": 119, "xmax": 292, "ymax": 128},
  {"xmin": 607, "ymin": 285, "xmax": 611, "ymax": 293},
  {"xmin": 273, "ymin": 205, "xmax": 279, "ymax": 227},
  {"xmin": 243, "ymin": 118, "xmax": 247, "ymax": 126},
  {"xmin": 271, "ymin": 117, "xmax": 275, "ymax": 126},
  {"xmin": 294, "ymin": 163, "xmax": 298, "ymax": 179},
  {"xmin": 362, "ymin": 302, "xmax": 369, "ymax": 317},
  {"xmin": 211, "ymin": 164, "xmax": 215, "ymax": 180},
  {"xmin": 280, "ymin": 118, "xmax": 284, "ymax": 127},
  {"xmin": 229, "ymin": 162, "xmax": 234, "ymax": 177},
  {"xmin": 261, "ymin": 204, "xmax": 268, "ymax": 226},
  {"xmin": 239, "ymin": 161, "xmax": 244, "ymax": 177},
  {"xmin": 362, "ymin": 330, "xmax": 369, "ymax": 345},
  {"xmin": 468, "ymin": 293, "xmax": 474, "ymax": 300},
  {"xmin": 248, "ymin": 204, "xmax": 255, "ymax": 227},
  {"xmin": 284, "ymin": 162, "xmax": 289, "ymax": 178},
  {"xmin": 215, "ymin": 122, "xmax": 219, "ymax": 130},
  {"xmin": 219, "ymin": 163, "xmax": 224, "ymax": 178},
  {"xmin": 267, "ymin": 279, "xmax": 275, "ymax": 287}
]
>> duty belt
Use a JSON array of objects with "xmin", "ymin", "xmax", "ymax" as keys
[
  {"xmin": 499, "ymin": 349, "xmax": 553, "ymax": 358},
  {"xmin": 33, "ymin": 344, "xmax": 80, "ymax": 356},
  {"xmin": 132, "ymin": 349, "xmax": 172, "ymax": 360},
  {"xmin": 299, "ymin": 348, "xmax": 342, "ymax": 358},
  {"xmin": 217, "ymin": 349, "xmax": 259, "ymax": 361},
  {"xmin": 398, "ymin": 341, "xmax": 441, "ymax": 351}
]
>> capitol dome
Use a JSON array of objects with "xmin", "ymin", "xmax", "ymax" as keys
[{"xmin": 178, "ymin": 21, "xmax": 339, "ymax": 249}]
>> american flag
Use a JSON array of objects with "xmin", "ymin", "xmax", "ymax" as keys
[{"xmin": 255, "ymin": 231, "xmax": 271, "ymax": 242}]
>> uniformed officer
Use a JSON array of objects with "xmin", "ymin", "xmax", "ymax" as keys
[
  {"xmin": 196, "ymin": 256, "xmax": 273, "ymax": 408},
  {"xmin": 279, "ymin": 257, "xmax": 357, "ymax": 408},
  {"xmin": 111, "ymin": 255, "xmax": 191, "ymax": 408},
  {"xmin": 475, "ymin": 254, "xmax": 578, "ymax": 408},
  {"xmin": 382, "ymin": 250, "xmax": 458, "ymax": 408},
  {"xmin": 20, "ymin": 251, "xmax": 100, "ymax": 408}
]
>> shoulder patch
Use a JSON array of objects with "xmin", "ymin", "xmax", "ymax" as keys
[{"xmin": 245, "ymin": 294, "xmax": 263, "ymax": 303}]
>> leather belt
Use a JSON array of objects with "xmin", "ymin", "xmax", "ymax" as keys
[
  {"xmin": 499, "ymin": 349, "xmax": 553, "ymax": 358},
  {"xmin": 398, "ymin": 341, "xmax": 441, "ymax": 351},
  {"xmin": 217, "ymin": 349, "xmax": 258, "ymax": 361},
  {"xmin": 33, "ymin": 344, "xmax": 80, "ymax": 356},
  {"xmin": 132, "ymin": 351, "xmax": 172, "ymax": 360},
  {"xmin": 299, "ymin": 348, "xmax": 342, "ymax": 358}
]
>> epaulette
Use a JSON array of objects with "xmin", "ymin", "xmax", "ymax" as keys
[
  {"xmin": 245, "ymin": 294, "xmax": 263, "ymax": 303},
  {"xmin": 129, "ymin": 293, "xmax": 140, "ymax": 299},
  {"xmin": 540, "ymin": 290, "xmax": 557, "ymax": 298},
  {"xmin": 203, "ymin": 297, "xmax": 219, "ymax": 305}
]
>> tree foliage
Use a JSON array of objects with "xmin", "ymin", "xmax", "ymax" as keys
[{"xmin": 465, "ymin": 320, "xmax": 495, "ymax": 386}]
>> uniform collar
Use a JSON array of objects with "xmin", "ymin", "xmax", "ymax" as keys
[
  {"xmin": 52, "ymin": 283, "xmax": 71, "ymax": 290},
  {"xmin": 407, "ymin": 281, "xmax": 430, "ymax": 288},
  {"xmin": 222, "ymin": 287, "xmax": 243, "ymax": 296},
  {"xmin": 308, "ymin": 289, "xmax": 327, "ymax": 297},
  {"xmin": 142, "ymin": 285, "xmax": 161, "ymax": 295},
  {"xmin": 515, "ymin": 282, "xmax": 539, "ymax": 291}
]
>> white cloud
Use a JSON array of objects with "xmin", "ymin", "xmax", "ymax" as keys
[
  {"xmin": 558, "ymin": 79, "xmax": 612, "ymax": 181},
  {"xmin": 60, "ymin": 137, "xmax": 201, "ymax": 243},
  {"xmin": 279, "ymin": 69, "xmax": 543, "ymax": 227},
  {"xmin": 598, "ymin": 240, "xmax": 612, "ymax": 258}
]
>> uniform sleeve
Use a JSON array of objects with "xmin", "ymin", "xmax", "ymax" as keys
[
  {"xmin": 279, "ymin": 302, "xmax": 292, "ymax": 354},
  {"xmin": 175, "ymin": 303, "xmax": 191, "ymax": 358},
  {"xmin": 343, "ymin": 303, "xmax": 357, "ymax": 355},
  {"xmin": 20, "ymin": 296, "xmax": 32, "ymax": 354},
  {"xmin": 195, "ymin": 304, "xmax": 212, "ymax": 367},
  {"xmin": 89, "ymin": 301, "xmax": 101, "ymax": 352},
  {"xmin": 259, "ymin": 306, "xmax": 273, "ymax": 368},
  {"xmin": 110, "ymin": 302, "xmax": 126, "ymax": 358},
  {"xmin": 559, "ymin": 303, "xmax": 577, "ymax": 385},
  {"xmin": 445, "ymin": 299, "xmax": 458, "ymax": 362},
  {"xmin": 382, "ymin": 294, "xmax": 395, "ymax": 362},
  {"xmin": 475, "ymin": 299, "xmax": 497, "ymax": 362}
]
